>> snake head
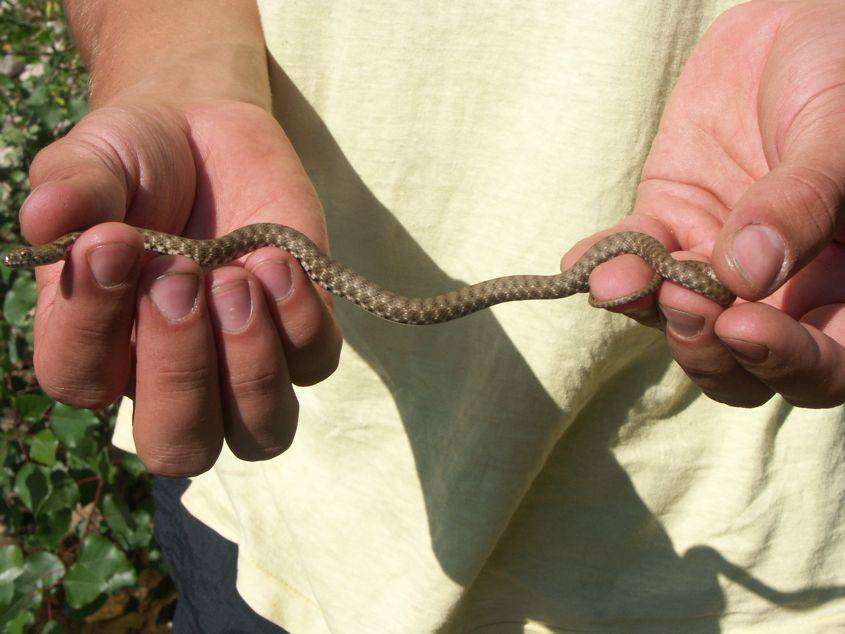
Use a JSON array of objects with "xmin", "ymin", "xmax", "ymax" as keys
[{"xmin": 1, "ymin": 247, "xmax": 32, "ymax": 269}]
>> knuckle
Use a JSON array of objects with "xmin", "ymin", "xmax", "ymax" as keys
[
  {"xmin": 38, "ymin": 376, "xmax": 118, "ymax": 410},
  {"xmin": 34, "ymin": 352, "xmax": 121, "ymax": 409},
  {"xmin": 291, "ymin": 343, "xmax": 341, "ymax": 387},
  {"xmin": 702, "ymin": 388, "xmax": 772, "ymax": 409},
  {"xmin": 229, "ymin": 402, "xmax": 299, "ymax": 463},
  {"xmin": 782, "ymin": 387, "xmax": 845, "ymax": 410},
  {"xmin": 139, "ymin": 444, "xmax": 221, "ymax": 477},
  {"xmin": 782, "ymin": 166, "xmax": 843, "ymax": 242},
  {"xmin": 66, "ymin": 318, "xmax": 123, "ymax": 351},
  {"xmin": 227, "ymin": 363, "xmax": 284, "ymax": 399},
  {"xmin": 154, "ymin": 363, "xmax": 215, "ymax": 396}
]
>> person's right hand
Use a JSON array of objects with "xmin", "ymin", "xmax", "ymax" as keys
[{"xmin": 22, "ymin": 98, "xmax": 342, "ymax": 476}]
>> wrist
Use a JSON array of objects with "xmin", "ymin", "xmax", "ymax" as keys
[
  {"xmin": 91, "ymin": 44, "xmax": 272, "ymax": 111},
  {"xmin": 65, "ymin": 0, "xmax": 271, "ymax": 110}
]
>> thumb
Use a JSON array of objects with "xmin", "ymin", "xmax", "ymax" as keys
[
  {"xmin": 20, "ymin": 106, "xmax": 194, "ymax": 245},
  {"xmin": 712, "ymin": 134, "xmax": 845, "ymax": 301}
]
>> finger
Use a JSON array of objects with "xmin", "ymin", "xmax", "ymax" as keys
[
  {"xmin": 21, "ymin": 107, "xmax": 195, "ymax": 243},
  {"xmin": 206, "ymin": 266, "xmax": 299, "ymax": 461},
  {"xmin": 716, "ymin": 302, "xmax": 845, "ymax": 408},
  {"xmin": 712, "ymin": 114, "xmax": 845, "ymax": 300},
  {"xmin": 658, "ymin": 282, "xmax": 774, "ymax": 408},
  {"xmin": 22, "ymin": 138, "xmax": 128, "ymax": 244},
  {"xmin": 33, "ymin": 222, "xmax": 144, "ymax": 408},
  {"xmin": 245, "ymin": 247, "xmax": 342, "ymax": 386},
  {"xmin": 133, "ymin": 256, "xmax": 224, "ymax": 477},
  {"xmin": 562, "ymin": 217, "xmax": 721, "ymax": 328}
]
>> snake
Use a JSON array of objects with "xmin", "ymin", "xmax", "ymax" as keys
[{"xmin": 1, "ymin": 223, "xmax": 733, "ymax": 325}]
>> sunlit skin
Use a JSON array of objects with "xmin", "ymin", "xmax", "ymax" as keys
[
  {"xmin": 564, "ymin": 0, "xmax": 845, "ymax": 408},
  {"xmin": 20, "ymin": 0, "xmax": 845, "ymax": 477}
]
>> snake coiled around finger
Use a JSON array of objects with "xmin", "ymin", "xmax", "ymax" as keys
[{"xmin": 1, "ymin": 223, "xmax": 733, "ymax": 324}]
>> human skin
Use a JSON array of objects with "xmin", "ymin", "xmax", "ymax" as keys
[
  {"xmin": 22, "ymin": 0, "xmax": 844, "ymax": 477},
  {"xmin": 565, "ymin": 0, "xmax": 845, "ymax": 408},
  {"xmin": 24, "ymin": 0, "xmax": 342, "ymax": 476}
]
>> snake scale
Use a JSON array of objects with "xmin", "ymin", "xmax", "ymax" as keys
[{"xmin": 1, "ymin": 223, "xmax": 733, "ymax": 324}]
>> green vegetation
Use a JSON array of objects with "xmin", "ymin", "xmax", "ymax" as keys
[{"xmin": 0, "ymin": 2, "xmax": 174, "ymax": 630}]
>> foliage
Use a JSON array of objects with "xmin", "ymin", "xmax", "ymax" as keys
[{"xmin": 0, "ymin": 2, "xmax": 175, "ymax": 630}]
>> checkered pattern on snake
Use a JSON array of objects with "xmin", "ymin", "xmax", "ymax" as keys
[{"xmin": 2, "ymin": 223, "xmax": 733, "ymax": 324}]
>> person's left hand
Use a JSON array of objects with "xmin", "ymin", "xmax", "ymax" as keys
[{"xmin": 563, "ymin": 0, "xmax": 845, "ymax": 408}]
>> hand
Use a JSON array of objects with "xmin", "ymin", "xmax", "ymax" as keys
[
  {"xmin": 563, "ymin": 0, "xmax": 845, "ymax": 407},
  {"xmin": 23, "ymin": 99, "xmax": 342, "ymax": 475}
]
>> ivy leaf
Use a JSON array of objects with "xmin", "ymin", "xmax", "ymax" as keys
[
  {"xmin": 0, "ymin": 432, "xmax": 8, "ymax": 468},
  {"xmin": 88, "ymin": 448, "xmax": 116, "ymax": 483},
  {"xmin": 28, "ymin": 472, "xmax": 78, "ymax": 548},
  {"xmin": 102, "ymin": 495, "xmax": 153, "ymax": 550},
  {"xmin": 50, "ymin": 403, "xmax": 99, "ymax": 450},
  {"xmin": 115, "ymin": 452, "xmax": 147, "ymax": 478},
  {"xmin": 12, "ymin": 394, "xmax": 53, "ymax": 424},
  {"xmin": 22, "ymin": 551, "xmax": 64, "ymax": 589},
  {"xmin": 0, "ymin": 545, "xmax": 24, "ymax": 607},
  {"xmin": 67, "ymin": 97, "xmax": 87, "ymax": 123},
  {"xmin": 37, "ymin": 104, "xmax": 64, "ymax": 129},
  {"xmin": 38, "ymin": 471, "xmax": 79, "ymax": 518},
  {"xmin": 1, "ymin": 551, "xmax": 65, "ymax": 628},
  {"xmin": 13, "ymin": 463, "xmax": 50, "ymax": 513},
  {"xmin": 2, "ymin": 275, "xmax": 36, "ymax": 327},
  {"xmin": 1, "ymin": 609, "xmax": 34, "ymax": 634},
  {"xmin": 28, "ymin": 510, "xmax": 71, "ymax": 550},
  {"xmin": 62, "ymin": 535, "xmax": 136, "ymax": 610},
  {"xmin": 24, "ymin": 84, "xmax": 48, "ymax": 107},
  {"xmin": 26, "ymin": 429, "xmax": 57, "ymax": 466}
]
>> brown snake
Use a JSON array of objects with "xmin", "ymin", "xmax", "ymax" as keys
[{"xmin": 1, "ymin": 223, "xmax": 733, "ymax": 324}]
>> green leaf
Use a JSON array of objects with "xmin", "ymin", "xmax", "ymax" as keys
[
  {"xmin": 103, "ymin": 495, "xmax": 153, "ymax": 550},
  {"xmin": 27, "ymin": 509, "xmax": 70, "ymax": 550},
  {"xmin": 2, "ymin": 275, "xmax": 36, "ymax": 327},
  {"xmin": 12, "ymin": 394, "xmax": 53, "ymax": 424},
  {"xmin": 12, "ymin": 551, "xmax": 64, "ymax": 612},
  {"xmin": 0, "ymin": 433, "xmax": 8, "ymax": 468},
  {"xmin": 62, "ymin": 535, "xmax": 136, "ymax": 609},
  {"xmin": 116, "ymin": 452, "xmax": 147, "ymax": 478},
  {"xmin": 26, "ymin": 471, "xmax": 78, "ymax": 548},
  {"xmin": 1, "ymin": 552, "xmax": 65, "ymax": 627},
  {"xmin": 50, "ymin": 403, "xmax": 99, "ymax": 449},
  {"xmin": 41, "ymin": 621, "xmax": 61, "ymax": 633},
  {"xmin": 20, "ymin": 552, "xmax": 65, "ymax": 592},
  {"xmin": 38, "ymin": 470, "xmax": 79, "ymax": 517},
  {"xmin": 0, "ymin": 262, "xmax": 12, "ymax": 284},
  {"xmin": 67, "ymin": 98, "xmax": 87, "ymax": 123},
  {"xmin": 37, "ymin": 105, "xmax": 64, "ymax": 129},
  {"xmin": 2, "ymin": 608, "xmax": 34, "ymax": 634},
  {"xmin": 90, "ymin": 448, "xmax": 116, "ymax": 483},
  {"xmin": 27, "ymin": 429, "xmax": 57, "ymax": 466},
  {"xmin": 24, "ymin": 85, "xmax": 47, "ymax": 107},
  {"xmin": 0, "ymin": 545, "xmax": 24, "ymax": 607},
  {"xmin": 13, "ymin": 463, "xmax": 49, "ymax": 513}
]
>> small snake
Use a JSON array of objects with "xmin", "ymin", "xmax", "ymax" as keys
[{"xmin": 1, "ymin": 223, "xmax": 732, "ymax": 324}]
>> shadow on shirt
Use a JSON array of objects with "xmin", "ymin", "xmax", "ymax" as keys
[{"xmin": 173, "ymin": 58, "xmax": 845, "ymax": 631}]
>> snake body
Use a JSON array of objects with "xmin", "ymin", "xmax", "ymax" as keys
[{"xmin": 1, "ymin": 223, "xmax": 732, "ymax": 324}]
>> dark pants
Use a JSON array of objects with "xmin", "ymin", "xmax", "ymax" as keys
[{"xmin": 153, "ymin": 477, "xmax": 288, "ymax": 634}]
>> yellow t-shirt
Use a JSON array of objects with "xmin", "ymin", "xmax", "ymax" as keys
[{"xmin": 115, "ymin": 2, "xmax": 845, "ymax": 631}]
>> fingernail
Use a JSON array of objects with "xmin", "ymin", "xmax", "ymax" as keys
[
  {"xmin": 721, "ymin": 337, "xmax": 769, "ymax": 363},
  {"xmin": 660, "ymin": 305, "xmax": 705, "ymax": 338},
  {"xmin": 210, "ymin": 279, "xmax": 253, "ymax": 332},
  {"xmin": 252, "ymin": 260, "xmax": 293, "ymax": 302},
  {"xmin": 150, "ymin": 273, "xmax": 200, "ymax": 321},
  {"xmin": 87, "ymin": 243, "xmax": 138, "ymax": 288},
  {"xmin": 731, "ymin": 225, "xmax": 786, "ymax": 293}
]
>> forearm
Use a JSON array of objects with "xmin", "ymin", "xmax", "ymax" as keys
[{"xmin": 63, "ymin": 0, "xmax": 271, "ymax": 109}]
